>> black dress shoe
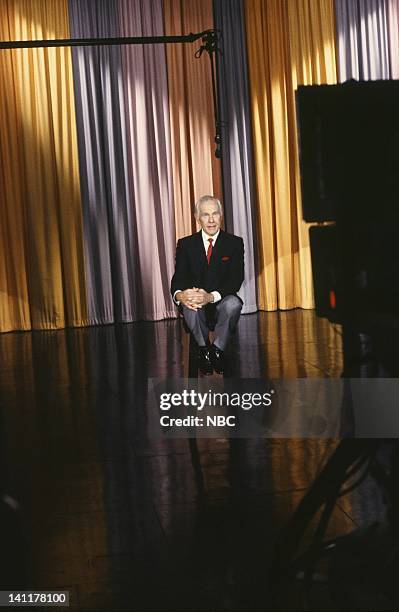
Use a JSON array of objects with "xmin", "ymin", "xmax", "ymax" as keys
[
  {"xmin": 198, "ymin": 346, "xmax": 213, "ymax": 375},
  {"xmin": 211, "ymin": 344, "xmax": 224, "ymax": 374}
]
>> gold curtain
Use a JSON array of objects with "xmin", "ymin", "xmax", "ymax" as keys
[
  {"xmin": 245, "ymin": 0, "xmax": 338, "ymax": 310},
  {"xmin": 0, "ymin": 0, "xmax": 87, "ymax": 332},
  {"xmin": 164, "ymin": 0, "xmax": 222, "ymax": 240}
]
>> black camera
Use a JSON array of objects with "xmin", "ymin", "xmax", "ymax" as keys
[{"xmin": 296, "ymin": 80, "xmax": 399, "ymax": 328}]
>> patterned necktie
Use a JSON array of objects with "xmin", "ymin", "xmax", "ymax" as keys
[{"xmin": 206, "ymin": 237, "xmax": 213, "ymax": 265}]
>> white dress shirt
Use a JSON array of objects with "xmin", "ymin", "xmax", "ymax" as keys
[{"xmin": 173, "ymin": 230, "xmax": 222, "ymax": 304}]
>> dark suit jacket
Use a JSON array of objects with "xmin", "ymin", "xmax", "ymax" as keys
[{"xmin": 170, "ymin": 230, "xmax": 244, "ymax": 302}]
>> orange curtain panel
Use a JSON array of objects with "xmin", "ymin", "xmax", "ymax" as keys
[
  {"xmin": 245, "ymin": 0, "xmax": 338, "ymax": 310},
  {"xmin": 0, "ymin": 0, "xmax": 87, "ymax": 332},
  {"xmin": 164, "ymin": 0, "xmax": 222, "ymax": 240}
]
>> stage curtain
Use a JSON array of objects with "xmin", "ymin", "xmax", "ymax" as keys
[
  {"xmin": 0, "ymin": 0, "xmax": 87, "ymax": 332},
  {"xmin": 214, "ymin": 0, "xmax": 258, "ymax": 315},
  {"xmin": 118, "ymin": 0, "xmax": 176, "ymax": 321},
  {"xmin": 245, "ymin": 0, "xmax": 338, "ymax": 311},
  {"xmin": 68, "ymin": 0, "xmax": 176, "ymax": 323},
  {"xmin": 164, "ymin": 0, "xmax": 222, "ymax": 240},
  {"xmin": 388, "ymin": 0, "xmax": 399, "ymax": 78},
  {"xmin": 335, "ymin": 0, "xmax": 395, "ymax": 80}
]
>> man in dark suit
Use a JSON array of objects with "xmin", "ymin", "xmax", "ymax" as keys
[{"xmin": 171, "ymin": 195, "xmax": 244, "ymax": 374}]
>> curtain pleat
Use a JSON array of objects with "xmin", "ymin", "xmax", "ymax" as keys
[
  {"xmin": 388, "ymin": 0, "xmax": 399, "ymax": 77},
  {"xmin": 245, "ymin": 0, "xmax": 338, "ymax": 311},
  {"xmin": 213, "ymin": 0, "xmax": 258, "ymax": 314},
  {"xmin": 287, "ymin": 0, "xmax": 338, "ymax": 309},
  {"xmin": 164, "ymin": 0, "xmax": 222, "ymax": 240},
  {"xmin": 335, "ymin": 0, "xmax": 392, "ymax": 80},
  {"xmin": 0, "ymin": 0, "xmax": 87, "ymax": 331},
  {"xmin": 69, "ymin": 0, "xmax": 134, "ymax": 324},
  {"xmin": 69, "ymin": 0, "xmax": 176, "ymax": 323},
  {"xmin": 117, "ymin": 0, "xmax": 176, "ymax": 320}
]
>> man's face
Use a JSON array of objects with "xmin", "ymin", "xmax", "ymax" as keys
[{"xmin": 197, "ymin": 201, "xmax": 222, "ymax": 236}]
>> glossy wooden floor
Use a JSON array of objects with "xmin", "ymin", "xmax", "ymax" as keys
[{"xmin": 0, "ymin": 310, "xmax": 386, "ymax": 611}]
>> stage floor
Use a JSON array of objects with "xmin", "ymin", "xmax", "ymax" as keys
[{"xmin": 0, "ymin": 310, "xmax": 386, "ymax": 610}]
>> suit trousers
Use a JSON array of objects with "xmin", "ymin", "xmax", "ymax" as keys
[{"xmin": 182, "ymin": 295, "xmax": 242, "ymax": 351}]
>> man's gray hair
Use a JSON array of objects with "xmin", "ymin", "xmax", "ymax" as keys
[{"xmin": 195, "ymin": 195, "xmax": 223, "ymax": 216}]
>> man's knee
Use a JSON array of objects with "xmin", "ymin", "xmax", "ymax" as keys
[
  {"xmin": 181, "ymin": 305, "xmax": 193, "ymax": 319},
  {"xmin": 182, "ymin": 305, "xmax": 206, "ymax": 325},
  {"xmin": 218, "ymin": 295, "xmax": 242, "ymax": 316}
]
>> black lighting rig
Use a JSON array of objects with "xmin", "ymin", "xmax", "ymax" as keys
[{"xmin": 0, "ymin": 28, "xmax": 223, "ymax": 159}]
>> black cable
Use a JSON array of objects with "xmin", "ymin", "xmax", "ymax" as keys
[
  {"xmin": 274, "ymin": 441, "xmax": 379, "ymax": 611},
  {"xmin": 303, "ymin": 496, "xmax": 336, "ymax": 610},
  {"xmin": 289, "ymin": 454, "xmax": 372, "ymax": 577},
  {"xmin": 341, "ymin": 449, "xmax": 370, "ymax": 481},
  {"xmin": 299, "ymin": 444, "xmax": 377, "ymax": 609},
  {"xmin": 338, "ymin": 455, "xmax": 375, "ymax": 497}
]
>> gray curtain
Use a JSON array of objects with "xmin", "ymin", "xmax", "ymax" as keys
[
  {"xmin": 214, "ymin": 0, "xmax": 258, "ymax": 314},
  {"xmin": 69, "ymin": 0, "xmax": 176, "ymax": 323},
  {"xmin": 117, "ymin": 0, "xmax": 176, "ymax": 322},
  {"xmin": 335, "ymin": 0, "xmax": 393, "ymax": 80},
  {"xmin": 388, "ymin": 0, "xmax": 399, "ymax": 78}
]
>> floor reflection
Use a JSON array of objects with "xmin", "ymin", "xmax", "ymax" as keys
[{"xmin": 0, "ymin": 310, "xmax": 385, "ymax": 610}]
